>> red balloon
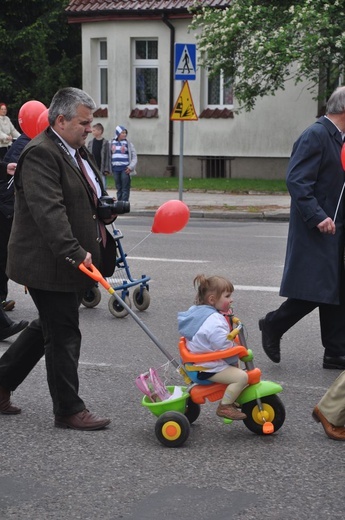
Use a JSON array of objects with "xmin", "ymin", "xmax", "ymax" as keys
[
  {"xmin": 151, "ymin": 200, "xmax": 190, "ymax": 234},
  {"xmin": 341, "ymin": 143, "xmax": 345, "ymax": 171},
  {"xmin": 18, "ymin": 100, "xmax": 47, "ymax": 138},
  {"xmin": 36, "ymin": 108, "xmax": 49, "ymax": 134}
]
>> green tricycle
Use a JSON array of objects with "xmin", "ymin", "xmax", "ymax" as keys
[{"xmin": 79, "ymin": 263, "xmax": 285, "ymax": 448}]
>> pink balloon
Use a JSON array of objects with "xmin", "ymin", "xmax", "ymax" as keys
[
  {"xmin": 151, "ymin": 200, "xmax": 190, "ymax": 234},
  {"xmin": 18, "ymin": 100, "xmax": 47, "ymax": 138},
  {"xmin": 341, "ymin": 143, "xmax": 345, "ymax": 171},
  {"xmin": 36, "ymin": 108, "xmax": 49, "ymax": 134}
]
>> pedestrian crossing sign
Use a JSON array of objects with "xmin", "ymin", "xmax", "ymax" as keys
[
  {"xmin": 174, "ymin": 43, "xmax": 196, "ymax": 81},
  {"xmin": 170, "ymin": 81, "xmax": 198, "ymax": 121}
]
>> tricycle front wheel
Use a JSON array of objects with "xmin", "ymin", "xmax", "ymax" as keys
[{"xmin": 242, "ymin": 394, "xmax": 285, "ymax": 435}]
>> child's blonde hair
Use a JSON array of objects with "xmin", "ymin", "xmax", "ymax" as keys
[{"xmin": 193, "ymin": 274, "xmax": 234, "ymax": 305}]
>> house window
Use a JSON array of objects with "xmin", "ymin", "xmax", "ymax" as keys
[
  {"xmin": 207, "ymin": 72, "xmax": 233, "ymax": 107},
  {"xmin": 99, "ymin": 40, "xmax": 108, "ymax": 105},
  {"xmin": 133, "ymin": 39, "xmax": 158, "ymax": 105}
]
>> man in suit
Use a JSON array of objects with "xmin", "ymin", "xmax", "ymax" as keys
[
  {"xmin": 313, "ymin": 372, "xmax": 345, "ymax": 440},
  {"xmin": 0, "ymin": 88, "xmax": 117, "ymax": 429},
  {"xmin": 259, "ymin": 86, "xmax": 345, "ymax": 369}
]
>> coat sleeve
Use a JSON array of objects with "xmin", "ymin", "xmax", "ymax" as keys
[
  {"xmin": 128, "ymin": 141, "xmax": 138, "ymax": 171},
  {"xmin": 286, "ymin": 128, "xmax": 328, "ymax": 228}
]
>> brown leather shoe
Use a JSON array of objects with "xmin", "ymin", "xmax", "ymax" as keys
[
  {"xmin": 312, "ymin": 406, "xmax": 345, "ymax": 441},
  {"xmin": 0, "ymin": 385, "xmax": 21, "ymax": 414},
  {"xmin": 54, "ymin": 409, "xmax": 111, "ymax": 431},
  {"xmin": 216, "ymin": 403, "xmax": 247, "ymax": 421}
]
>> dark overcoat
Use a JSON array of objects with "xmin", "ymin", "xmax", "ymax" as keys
[
  {"xmin": 7, "ymin": 128, "xmax": 116, "ymax": 292},
  {"xmin": 280, "ymin": 116, "xmax": 345, "ymax": 305}
]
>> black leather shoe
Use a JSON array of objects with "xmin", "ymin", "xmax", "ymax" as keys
[
  {"xmin": 0, "ymin": 320, "xmax": 29, "ymax": 341},
  {"xmin": 323, "ymin": 355, "xmax": 345, "ymax": 370},
  {"xmin": 259, "ymin": 318, "xmax": 281, "ymax": 363}
]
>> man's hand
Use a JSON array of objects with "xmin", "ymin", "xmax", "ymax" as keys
[
  {"xmin": 83, "ymin": 252, "xmax": 92, "ymax": 267},
  {"xmin": 317, "ymin": 217, "xmax": 336, "ymax": 234},
  {"xmin": 7, "ymin": 163, "xmax": 16, "ymax": 176}
]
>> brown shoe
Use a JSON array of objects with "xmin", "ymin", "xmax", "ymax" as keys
[
  {"xmin": 54, "ymin": 409, "xmax": 111, "ymax": 431},
  {"xmin": 216, "ymin": 403, "xmax": 247, "ymax": 421},
  {"xmin": 0, "ymin": 386, "xmax": 21, "ymax": 414},
  {"xmin": 312, "ymin": 406, "xmax": 345, "ymax": 441}
]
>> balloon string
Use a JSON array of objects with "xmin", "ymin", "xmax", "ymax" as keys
[
  {"xmin": 333, "ymin": 182, "xmax": 345, "ymax": 222},
  {"xmin": 126, "ymin": 232, "xmax": 153, "ymax": 255}
]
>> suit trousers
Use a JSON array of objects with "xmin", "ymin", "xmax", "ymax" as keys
[
  {"xmin": 318, "ymin": 371, "xmax": 345, "ymax": 426},
  {"xmin": 0, "ymin": 288, "xmax": 85, "ymax": 416},
  {"xmin": 265, "ymin": 298, "xmax": 345, "ymax": 357}
]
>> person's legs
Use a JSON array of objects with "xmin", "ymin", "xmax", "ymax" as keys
[
  {"xmin": 317, "ymin": 371, "xmax": 345, "ymax": 426},
  {"xmin": 121, "ymin": 172, "xmax": 131, "ymax": 202},
  {"xmin": 319, "ymin": 303, "xmax": 345, "ymax": 367},
  {"xmin": 0, "ymin": 212, "xmax": 12, "ymax": 302},
  {"xmin": 114, "ymin": 171, "xmax": 123, "ymax": 201},
  {"xmin": 209, "ymin": 366, "xmax": 248, "ymax": 420},
  {"xmin": 0, "ymin": 318, "xmax": 44, "ymax": 390},
  {"xmin": 28, "ymin": 288, "xmax": 85, "ymax": 416},
  {"xmin": 260, "ymin": 298, "xmax": 318, "ymax": 362}
]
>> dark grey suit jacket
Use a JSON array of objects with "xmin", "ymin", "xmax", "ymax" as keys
[{"xmin": 7, "ymin": 128, "xmax": 116, "ymax": 292}]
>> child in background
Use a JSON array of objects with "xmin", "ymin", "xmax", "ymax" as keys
[
  {"xmin": 110, "ymin": 125, "xmax": 137, "ymax": 202},
  {"xmin": 178, "ymin": 274, "xmax": 248, "ymax": 420},
  {"xmin": 87, "ymin": 123, "xmax": 110, "ymax": 188}
]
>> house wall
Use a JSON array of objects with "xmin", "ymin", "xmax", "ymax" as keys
[{"xmin": 81, "ymin": 18, "xmax": 317, "ymax": 179}]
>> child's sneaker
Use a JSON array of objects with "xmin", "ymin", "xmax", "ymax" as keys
[{"xmin": 216, "ymin": 403, "xmax": 247, "ymax": 420}]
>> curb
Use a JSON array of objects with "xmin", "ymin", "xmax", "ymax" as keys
[{"xmin": 126, "ymin": 209, "xmax": 290, "ymax": 222}]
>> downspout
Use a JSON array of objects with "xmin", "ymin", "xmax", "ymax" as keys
[{"xmin": 162, "ymin": 15, "xmax": 175, "ymax": 176}]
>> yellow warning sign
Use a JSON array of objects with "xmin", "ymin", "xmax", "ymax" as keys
[{"xmin": 170, "ymin": 81, "xmax": 198, "ymax": 121}]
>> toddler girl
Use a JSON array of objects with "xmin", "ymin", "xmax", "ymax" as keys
[{"xmin": 178, "ymin": 274, "xmax": 248, "ymax": 420}]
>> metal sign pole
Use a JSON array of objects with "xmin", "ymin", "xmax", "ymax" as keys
[{"xmin": 179, "ymin": 120, "xmax": 184, "ymax": 201}]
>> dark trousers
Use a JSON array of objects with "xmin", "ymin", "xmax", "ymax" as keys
[
  {"xmin": 265, "ymin": 298, "xmax": 345, "ymax": 357},
  {"xmin": 0, "ymin": 288, "xmax": 85, "ymax": 416},
  {"xmin": 0, "ymin": 211, "xmax": 12, "ymax": 301}
]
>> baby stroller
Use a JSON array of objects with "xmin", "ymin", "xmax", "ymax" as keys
[{"xmin": 81, "ymin": 224, "xmax": 151, "ymax": 318}]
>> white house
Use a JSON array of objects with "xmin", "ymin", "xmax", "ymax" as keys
[{"xmin": 66, "ymin": 0, "xmax": 317, "ymax": 179}]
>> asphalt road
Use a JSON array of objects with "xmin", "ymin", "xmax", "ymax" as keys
[{"xmin": 1, "ymin": 216, "xmax": 343, "ymax": 520}]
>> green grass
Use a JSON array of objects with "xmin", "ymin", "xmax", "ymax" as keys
[{"xmin": 106, "ymin": 176, "xmax": 288, "ymax": 194}]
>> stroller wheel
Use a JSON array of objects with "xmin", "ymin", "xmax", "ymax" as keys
[
  {"xmin": 132, "ymin": 286, "xmax": 150, "ymax": 311},
  {"xmin": 81, "ymin": 286, "xmax": 102, "ymax": 308},
  {"xmin": 108, "ymin": 294, "xmax": 131, "ymax": 318}
]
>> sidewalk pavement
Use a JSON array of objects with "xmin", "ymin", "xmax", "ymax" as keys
[{"xmin": 108, "ymin": 189, "xmax": 291, "ymax": 221}]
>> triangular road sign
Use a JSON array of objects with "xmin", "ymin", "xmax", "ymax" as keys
[{"xmin": 171, "ymin": 81, "xmax": 198, "ymax": 121}]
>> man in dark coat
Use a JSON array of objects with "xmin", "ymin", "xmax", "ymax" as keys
[
  {"xmin": 259, "ymin": 85, "xmax": 345, "ymax": 370},
  {"xmin": 0, "ymin": 88, "xmax": 117, "ymax": 429}
]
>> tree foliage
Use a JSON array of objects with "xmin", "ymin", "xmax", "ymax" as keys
[
  {"xmin": 190, "ymin": 0, "xmax": 345, "ymax": 111},
  {"xmin": 0, "ymin": 0, "xmax": 81, "ymax": 124}
]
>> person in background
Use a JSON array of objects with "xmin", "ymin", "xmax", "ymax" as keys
[
  {"xmin": 0, "ymin": 103, "xmax": 20, "ymax": 159},
  {"xmin": 87, "ymin": 123, "xmax": 110, "ymax": 188},
  {"xmin": 0, "ymin": 134, "xmax": 31, "ymax": 312},
  {"xmin": 0, "ymin": 161, "xmax": 29, "ymax": 346},
  {"xmin": 0, "ymin": 87, "xmax": 117, "ymax": 429},
  {"xmin": 178, "ymin": 274, "xmax": 248, "ymax": 421},
  {"xmin": 259, "ymin": 86, "xmax": 345, "ymax": 370},
  {"xmin": 110, "ymin": 125, "xmax": 137, "ymax": 202},
  {"xmin": 312, "ymin": 372, "xmax": 345, "ymax": 440}
]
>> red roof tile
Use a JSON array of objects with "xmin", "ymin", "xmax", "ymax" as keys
[
  {"xmin": 199, "ymin": 108, "xmax": 234, "ymax": 119},
  {"xmin": 66, "ymin": 1, "xmax": 230, "ymax": 14}
]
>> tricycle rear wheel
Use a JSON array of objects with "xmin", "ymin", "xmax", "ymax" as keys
[{"xmin": 155, "ymin": 411, "xmax": 190, "ymax": 447}]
